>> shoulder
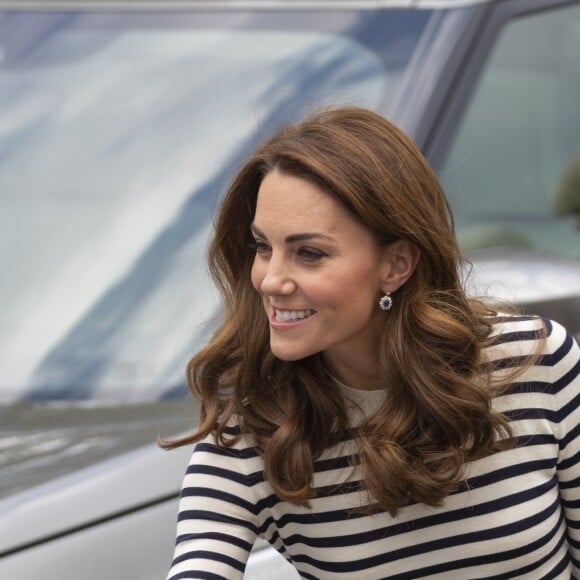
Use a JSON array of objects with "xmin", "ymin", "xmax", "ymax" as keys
[
  {"xmin": 486, "ymin": 315, "xmax": 576, "ymax": 360},
  {"xmin": 540, "ymin": 318, "xmax": 579, "ymax": 369},
  {"xmin": 188, "ymin": 417, "xmax": 262, "ymax": 474},
  {"xmin": 486, "ymin": 315, "xmax": 579, "ymax": 391},
  {"xmin": 487, "ymin": 314, "xmax": 546, "ymax": 344}
]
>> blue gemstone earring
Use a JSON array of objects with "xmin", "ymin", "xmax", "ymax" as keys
[{"xmin": 379, "ymin": 293, "xmax": 393, "ymax": 311}]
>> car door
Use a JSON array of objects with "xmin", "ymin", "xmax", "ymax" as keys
[{"xmin": 429, "ymin": 0, "xmax": 580, "ymax": 339}]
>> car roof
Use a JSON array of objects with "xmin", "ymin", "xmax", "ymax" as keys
[{"xmin": 0, "ymin": 0, "xmax": 495, "ymax": 11}]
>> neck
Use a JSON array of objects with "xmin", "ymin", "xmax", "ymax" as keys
[{"xmin": 324, "ymin": 352, "xmax": 383, "ymax": 391}]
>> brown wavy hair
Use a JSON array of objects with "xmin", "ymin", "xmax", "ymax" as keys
[{"xmin": 163, "ymin": 107, "xmax": 537, "ymax": 515}]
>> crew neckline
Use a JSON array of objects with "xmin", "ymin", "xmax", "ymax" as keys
[
  {"xmin": 335, "ymin": 379, "xmax": 386, "ymax": 396},
  {"xmin": 332, "ymin": 377, "xmax": 387, "ymax": 425}
]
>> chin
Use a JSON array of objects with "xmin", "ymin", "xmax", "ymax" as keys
[
  {"xmin": 271, "ymin": 351, "xmax": 305, "ymax": 362},
  {"xmin": 270, "ymin": 344, "xmax": 314, "ymax": 362}
]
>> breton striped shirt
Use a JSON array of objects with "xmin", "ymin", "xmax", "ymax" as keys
[{"xmin": 168, "ymin": 316, "xmax": 580, "ymax": 579}]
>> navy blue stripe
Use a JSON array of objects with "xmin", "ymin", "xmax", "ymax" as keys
[
  {"xmin": 565, "ymin": 514, "xmax": 580, "ymax": 530},
  {"xmin": 194, "ymin": 441, "xmax": 358, "ymax": 470},
  {"xmin": 254, "ymin": 490, "xmax": 286, "ymax": 513},
  {"xmin": 178, "ymin": 509, "xmax": 258, "ymax": 534},
  {"xmin": 537, "ymin": 333, "xmax": 572, "ymax": 369},
  {"xmin": 455, "ymin": 457, "xmax": 556, "ymax": 492},
  {"xmin": 223, "ymin": 424, "xmax": 242, "ymax": 436},
  {"xmin": 502, "ymin": 405, "xmax": 556, "ymax": 421},
  {"xmin": 194, "ymin": 441, "xmax": 258, "ymax": 460},
  {"xmin": 562, "ymin": 495, "xmax": 580, "ymax": 509},
  {"xmin": 313, "ymin": 453, "xmax": 355, "ymax": 472},
  {"xmin": 513, "ymin": 433, "xmax": 557, "ymax": 448},
  {"xmin": 169, "ymin": 572, "xmax": 227, "ymax": 580},
  {"xmin": 175, "ymin": 531, "xmax": 253, "ymax": 552},
  {"xmin": 501, "ymin": 380, "xmax": 551, "ymax": 395},
  {"xmin": 194, "ymin": 439, "xmax": 358, "ymax": 470},
  {"xmin": 504, "ymin": 359, "xmax": 577, "ymax": 399},
  {"xmin": 547, "ymin": 327, "xmax": 574, "ymax": 365},
  {"xmin": 492, "ymin": 315, "xmax": 538, "ymax": 323},
  {"xmin": 314, "ymin": 479, "xmax": 363, "ymax": 498},
  {"xmin": 480, "ymin": 355, "xmax": 534, "ymax": 372},
  {"xmin": 180, "ymin": 487, "xmax": 257, "ymax": 515},
  {"xmin": 558, "ymin": 449, "xmax": 580, "ymax": 473},
  {"xmin": 171, "ymin": 549, "xmax": 245, "ymax": 572},
  {"xmin": 557, "ymin": 360, "xmax": 580, "ymax": 413},
  {"xmin": 186, "ymin": 463, "xmax": 260, "ymax": 486},
  {"xmin": 550, "ymin": 355, "xmax": 580, "ymax": 397},
  {"xmin": 257, "ymin": 502, "xmax": 368, "ymax": 534},
  {"xmin": 559, "ymin": 402, "xmax": 580, "ymax": 451},
  {"xmin": 490, "ymin": 326, "xmax": 546, "ymax": 346},
  {"xmin": 568, "ymin": 535, "xmax": 580, "ymax": 548}
]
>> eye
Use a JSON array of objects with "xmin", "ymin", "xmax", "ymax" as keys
[
  {"xmin": 297, "ymin": 247, "xmax": 326, "ymax": 262},
  {"xmin": 249, "ymin": 239, "xmax": 271, "ymax": 254}
]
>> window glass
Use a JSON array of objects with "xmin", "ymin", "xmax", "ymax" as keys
[
  {"xmin": 440, "ymin": 4, "xmax": 580, "ymax": 261},
  {"xmin": 0, "ymin": 10, "xmax": 435, "ymax": 400}
]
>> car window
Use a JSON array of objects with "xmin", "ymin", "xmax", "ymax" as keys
[
  {"xmin": 0, "ymin": 9, "xmax": 445, "ymax": 402},
  {"xmin": 440, "ymin": 3, "xmax": 580, "ymax": 261}
]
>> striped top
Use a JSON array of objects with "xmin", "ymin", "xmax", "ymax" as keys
[{"xmin": 167, "ymin": 317, "xmax": 580, "ymax": 579}]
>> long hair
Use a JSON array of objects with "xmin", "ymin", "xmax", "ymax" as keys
[{"xmin": 163, "ymin": 107, "xmax": 537, "ymax": 515}]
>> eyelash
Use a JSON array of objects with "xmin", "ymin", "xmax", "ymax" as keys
[
  {"xmin": 248, "ymin": 240, "xmax": 270, "ymax": 254},
  {"xmin": 297, "ymin": 247, "xmax": 326, "ymax": 262},
  {"xmin": 249, "ymin": 240, "xmax": 327, "ymax": 263}
]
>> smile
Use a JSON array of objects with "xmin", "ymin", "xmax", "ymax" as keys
[{"xmin": 274, "ymin": 308, "xmax": 316, "ymax": 322}]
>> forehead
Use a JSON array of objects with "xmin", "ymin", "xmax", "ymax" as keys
[{"xmin": 253, "ymin": 170, "xmax": 352, "ymax": 232}]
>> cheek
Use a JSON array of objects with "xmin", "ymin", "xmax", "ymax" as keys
[{"xmin": 335, "ymin": 264, "xmax": 382, "ymax": 304}]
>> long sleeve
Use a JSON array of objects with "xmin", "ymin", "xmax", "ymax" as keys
[
  {"xmin": 167, "ymin": 434, "xmax": 259, "ymax": 580},
  {"xmin": 166, "ymin": 317, "xmax": 580, "ymax": 579},
  {"xmin": 552, "ymin": 321, "xmax": 580, "ymax": 575}
]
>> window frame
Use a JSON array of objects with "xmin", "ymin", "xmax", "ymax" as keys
[{"xmin": 423, "ymin": 0, "xmax": 580, "ymax": 170}]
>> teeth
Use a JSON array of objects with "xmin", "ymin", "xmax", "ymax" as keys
[{"xmin": 275, "ymin": 308, "xmax": 315, "ymax": 322}]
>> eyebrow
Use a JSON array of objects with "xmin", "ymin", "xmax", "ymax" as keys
[{"xmin": 250, "ymin": 224, "xmax": 335, "ymax": 244}]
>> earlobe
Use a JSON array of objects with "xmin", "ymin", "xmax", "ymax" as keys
[{"xmin": 380, "ymin": 240, "xmax": 421, "ymax": 292}]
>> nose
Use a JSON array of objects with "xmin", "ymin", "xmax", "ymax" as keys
[{"xmin": 259, "ymin": 256, "xmax": 296, "ymax": 296}]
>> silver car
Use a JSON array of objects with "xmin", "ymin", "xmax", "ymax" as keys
[{"xmin": 1, "ymin": 0, "xmax": 579, "ymax": 578}]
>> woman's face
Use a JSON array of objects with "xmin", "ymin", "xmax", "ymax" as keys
[{"xmin": 250, "ymin": 169, "xmax": 391, "ymax": 372}]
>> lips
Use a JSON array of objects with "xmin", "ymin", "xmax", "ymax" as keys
[{"xmin": 273, "ymin": 308, "xmax": 316, "ymax": 322}]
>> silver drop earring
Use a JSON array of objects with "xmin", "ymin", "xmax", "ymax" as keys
[{"xmin": 379, "ymin": 293, "xmax": 393, "ymax": 311}]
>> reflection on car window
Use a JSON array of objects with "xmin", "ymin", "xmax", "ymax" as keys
[
  {"xmin": 440, "ymin": 4, "xmax": 580, "ymax": 260},
  {"xmin": 0, "ymin": 10, "xmax": 433, "ymax": 401}
]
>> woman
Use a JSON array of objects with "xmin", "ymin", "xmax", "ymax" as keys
[{"xmin": 165, "ymin": 107, "xmax": 580, "ymax": 579}]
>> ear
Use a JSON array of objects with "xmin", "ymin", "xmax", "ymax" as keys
[{"xmin": 379, "ymin": 239, "xmax": 421, "ymax": 293}]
